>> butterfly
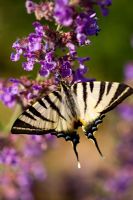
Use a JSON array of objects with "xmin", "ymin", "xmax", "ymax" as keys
[{"xmin": 11, "ymin": 81, "xmax": 133, "ymax": 168}]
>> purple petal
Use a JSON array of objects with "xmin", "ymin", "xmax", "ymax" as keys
[
  {"xmin": 25, "ymin": 0, "xmax": 36, "ymax": 14},
  {"xmin": 22, "ymin": 61, "xmax": 34, "ymax": 71},
  {"xmin": 39, "ymin": 68, "xmax": 50, "ymax": 77},
  {"xmin": 10, "ymin": 52, "xmax": 20, "ymax": 62},
  {"xmin": 124, "ymin": 62, "xmax": 133, "ymax": 80}
]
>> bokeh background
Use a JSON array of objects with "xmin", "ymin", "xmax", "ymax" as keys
[{"xmin": 0, "ymin": 1, "xmax": 133, "ymax": 200}]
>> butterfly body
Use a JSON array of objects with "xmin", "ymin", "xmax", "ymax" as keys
[{"xmin": 11, "ymin": 81, "xmax": 133, "ymax": 165}]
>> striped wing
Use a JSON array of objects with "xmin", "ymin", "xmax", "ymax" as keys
[
  {"xmin": 72, "ymin": 81, "xmax": 133, "ymax": 125},
  {"xmin": 11, "ymin": 90, "xmax": 78, "ymax": 135}
]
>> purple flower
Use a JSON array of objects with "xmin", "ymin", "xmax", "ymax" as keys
[
  {"xmin": 54, "ymin": 0, "xmax": 73, "ymax": 26},
  {"xmin": 25, "ymin": 0, "xmax": 36, "ymax": 14},
  {"xmin": 118, "ymin": 104, "xmax": 133, "ymax": 121},
  {"xmin": 39, "ymin": 51, "xmax": 56, "ymax": 77},
  {"xmin": 22, "ymin": 61, "xmax": 34, "ymax": 71},
  {"xmin": 61, "ymin": 61, "xmax": 72, "ymax": 77},
  {"xmin": 66, "ymin": 42, "xmax": 77, "ymax": 57},
  {"xmin": 124, "ymin": 62, "xmax": 133, "ymax": 80},
  {"xmin": 73, "ymin": 56, "xmax": 93, "ymax": 82},
  {"xmin": 105, "ymin": 169, "xmax": 133, "ymax": 194},
  {"xmin": 0, "ymin": 147, "xmax": 19, "ymax": 165},
  {"xmin": 30, "ymin": 162, "xmax": 47, "ymax": 181},
  {"xmin": 10, "ymin": 52, "xmax": 21, "ymax": 61},
  {"xmin": 10, "ymin": 40, "xmax": 23, "ymax": 62},
  {"xmin": 0, "ymin": 82, "xmax": 19, "ymax": 108},
  {"xmin": 98, "ymin": 0, "xmax": 112, "ymax": 16},
  {"xmin": 75, "ymin": 11, "xmax": 99, "ymax": 44},
  {"xmin": 32, "ymin": 21, "xmax": 45, "ymax": 37}
]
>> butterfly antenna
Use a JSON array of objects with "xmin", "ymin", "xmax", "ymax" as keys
[
  {"xmin": 89, "ymin": 134, "xmax": 103, "ymax": 158},
  {"xmin": 72, "ymin": 139, "xmax": 81, "ymax": 169}
]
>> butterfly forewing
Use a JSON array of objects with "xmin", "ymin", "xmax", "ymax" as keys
[
  {"xmin": 11, "ymin": 85, "xmax": 79, "ymax": 135},
  {"xmin": 11, "ymin": 92, "xmax": 59, "ymax": 134},
  {"xmin": 71, "ymin": 81, "xmax": 133, "ymax": 124}
]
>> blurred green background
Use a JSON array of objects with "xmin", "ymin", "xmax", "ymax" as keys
[{"xmin": 0, "ymin": 1, "xmax": 133, "ymax": 200}]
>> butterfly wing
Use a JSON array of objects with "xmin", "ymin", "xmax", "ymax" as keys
[
  {"xmin": 71, "ymin": 81, "xmax": 133, "ymax": 157},
  {"xmin": 71, "ymin": 81, "xmax": 133, "ymax": 125},
  {"xmin": 11, "ymin": 89, "xmax": 79, "ymax": 136},
  {"xmin": 11, "ymin": 81, "xmax": 133, "ymax": 134}
]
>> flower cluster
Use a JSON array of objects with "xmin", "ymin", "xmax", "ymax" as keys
[
  {"xmin": 10, "ymin": 0, "xmax": 112, "ymax": 83},
  {"xmin": 2, "ymin": 0, "xmax": 111, "ymax": 109},
  {"xmin": 0, "ymin": 76, "xmax": 56, "ymax": 108},
  {"xmin": 0, "ymin": 0, "xmax": 112, "ymax": 199},
  {"xmin": 0, "ymin": 134, "xmax": 54, "ymax": 200}
]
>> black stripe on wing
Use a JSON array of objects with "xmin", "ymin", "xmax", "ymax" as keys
[
  {"xmin": 73, "ymin": 84, "xmax": 77, "ymax": 96},
  {"xmin": 11, "ymin": 119, "xmax": 55, "ymax": 135},
  {"xmin": 90, "ymin": 81, "xmax": 94, "ymax": 92},
  {"xmin": 95, "ymin": 82, "xmax": 106, "ymax": 108},
  {"xmin": 102, "ymin": 84, "xmax": 133, "ymax": 114},
  {"xmin": 29, "ymin": 106, "xmax": 54, "ymax": 122},
  {"xmin": 106, "ymin": 82, "xmax": 113, "ymax": 95},
  {"xmin": 52, "ymin": 91, "xmax": 62, "ymax": 102},
  {"xmin": 38, "ymin": 99, "xmax": 47, "ymax": 108},
  {"xmin": 82, "ymin": 82, "xmax": 87, "ymax": 112},
  {"xmin": 45, "ymin": 95, "xmax": 66, "ymax": 120},
  {"xmin": 23, "ymin": 111, "xmax": 36, "ymax": 120}
]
